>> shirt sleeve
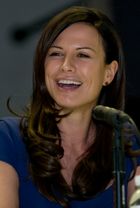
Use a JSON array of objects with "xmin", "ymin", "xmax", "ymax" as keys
[
  {"xmin": 0, "ymin": 117, "xmax": 20, "ymax": 169},
  {"xmin": 131, "ymin": 134, "xmax": 140, "ymax": 166},
  {"xmin": 125, "ymin": 134, "xmax": 140, "ymax": 179}
]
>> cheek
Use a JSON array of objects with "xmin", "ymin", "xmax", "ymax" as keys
[
  {"xmin": 87, "ymin": 69, "xmax": 106, "ymax": 92},
  {"xmin": 44, "ymin": 64, "xmax": 52, "ymax": 90},
  {"xmin": 45, "ymin": 60, "xmax": 61, "ymax": 77},
  {"xmin": 44, "ymin": 62, "xmax": 52, "ymax": 76},
  {"xmin": 44, "ymin": 63, "xmax": 58, "ymax": 92},
  {"xmin": 84, "ymin": 66, "xmax": 105, "ymax": 83},
  {"xmin": 44, "ymin": 63, "xmax": 54, "ymax": 83}
]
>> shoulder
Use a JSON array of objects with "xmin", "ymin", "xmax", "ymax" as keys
[
  {"xmin": 0, "ymin": 117, "xmax": 28, "ymax": 175},
  {"xmin": 0, "ymin": 116, "xmax": 20, "ymax": 134},
  {"xmin": 125, "ymin": 134, "xmax": 140, "ymax": 178},
  {"xmin": 0, "ymin": 117, "xmax": 24, "ymax": 152}
]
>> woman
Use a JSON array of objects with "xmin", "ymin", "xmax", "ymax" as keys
[{"xmin": 0, "ymin": 6, "xmax": 140, "ymax": 208}]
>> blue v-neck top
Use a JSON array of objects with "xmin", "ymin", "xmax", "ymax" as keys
[{"xmin": 0, "ymin": 117, "xmax": 140, "ymax": 208}]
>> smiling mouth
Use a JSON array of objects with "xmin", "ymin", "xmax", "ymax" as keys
[{"xmin": 57, "ymin": 79, "xmax": 82, "ymax": 89}]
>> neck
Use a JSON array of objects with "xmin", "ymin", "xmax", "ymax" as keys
[
  {"xmin": 57, "ymin": 109, "xmax": 96, "ymax": 185},
  {"xmin": 57, "ymin": 109, "xmax": 95, "ymax": 152}
]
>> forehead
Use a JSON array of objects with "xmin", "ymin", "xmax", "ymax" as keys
[{"xmin": 53, "ymin": 22, "xmax": 102, "ymax": 47}]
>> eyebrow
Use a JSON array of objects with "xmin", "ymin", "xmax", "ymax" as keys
[
  {"xmin": 50, "ymin": 45, "xmax": 96, "ymax": 52},
  {"xmin": 76, "ymin": 47, "xmax": 96, "ymax": 52},
  {"xmin": 50, "ymin": 46, "xmax": 62, "ymax": 49}
]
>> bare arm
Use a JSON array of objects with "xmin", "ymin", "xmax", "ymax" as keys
[
  {"xmin": 127, "ymin": 166, "xmax": 140, "ymax": 203},
  {"xmin": 0, "ymin": 161, "xmax": 19, "ymax": 208}
]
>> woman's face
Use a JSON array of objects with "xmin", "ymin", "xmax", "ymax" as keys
[{"xmin": 44, "ymin": 22, "xmax": 117, "ymax": 112}]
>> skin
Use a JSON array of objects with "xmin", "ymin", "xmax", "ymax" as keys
[{"xmin": 0, "ymin": 161, "xmax": 19, "ymax": 208}]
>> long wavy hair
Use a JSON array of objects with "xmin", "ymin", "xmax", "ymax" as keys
[{"xmin": 19, "ymin": 6, "xmax": 139, "ymax": 207}]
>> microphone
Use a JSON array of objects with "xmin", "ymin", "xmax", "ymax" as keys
[
  {"xmin": 93, "ymin": 105, "xmax": 135, "ymax": 128},
  {"xmin": 93, "ymin": 105, "xmax": 140, "ymax": 208},
  {"xmin": 93, "ymin": 105, "xmax": 140, "ymax": 143}
]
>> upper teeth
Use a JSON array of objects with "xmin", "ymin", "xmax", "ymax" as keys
[{"xmin": 58, "ymin": 80, "xmax": 82, "ymax": 85}]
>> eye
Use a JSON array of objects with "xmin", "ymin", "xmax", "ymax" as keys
[
  {"xmin": 48, "ymin": 51, "xmax": 63, "ymax": 57},
  {"xmin": 77, "ymin": 53, "xmax": 90, "ymax": 58}
]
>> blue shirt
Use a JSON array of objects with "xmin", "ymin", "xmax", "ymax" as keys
[{"xmin": 0, "ymin": 117, "xmax": 140, "ymax": 208}]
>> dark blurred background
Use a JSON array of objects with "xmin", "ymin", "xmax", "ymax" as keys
[{"xmin": 0, "ymin": 0, "xmax": 140, "ymax": 128}]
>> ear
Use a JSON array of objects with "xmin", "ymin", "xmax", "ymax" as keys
[{"xmin": 103, "ymin": 60, "xmax": 118, "ymax": 86}]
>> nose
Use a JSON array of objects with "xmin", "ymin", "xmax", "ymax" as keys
[{"xmin": 61, "ymin": 55, "xmax": 74, "ymax": 72}]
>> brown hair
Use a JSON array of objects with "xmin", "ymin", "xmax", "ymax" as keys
[{"xmin": 20, "ymin": 6, "xmax": 133, "ymax": 207}]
